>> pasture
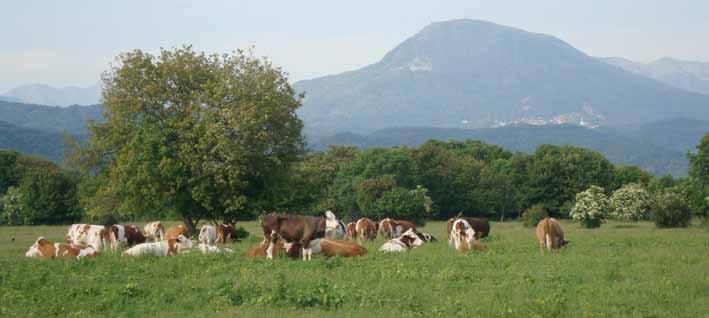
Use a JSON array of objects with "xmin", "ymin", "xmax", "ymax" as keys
[{"xmin": 1, "ymin": 220, "xmax": 707, "ymax": 317}]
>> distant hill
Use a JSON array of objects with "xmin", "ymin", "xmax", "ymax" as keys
[
  {"xmin": 1, "ymin": 83, "xmax": 101, "ymax": 107},
  {"xmin": 295, "ymin": 19, "xmax": 709, "ymax": 136},
  {"xmin": 311, "ymin": 124, "xmax": 695, "ymax": 176},
  {"xmin": 0, "ymin": 120, "xmax": 75, "ymax": 163},
  {"xmin": 0, "ymin": 100, "xmax": 103, "ymax": 135},
  {"xmin": 600, "ymin": 57, "xmax": 709, "ymax": 95}
]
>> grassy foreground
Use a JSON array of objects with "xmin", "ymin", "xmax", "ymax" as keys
[{"xmin": 0, "ymin": 220, "xmax": 707, "ymax": 317}]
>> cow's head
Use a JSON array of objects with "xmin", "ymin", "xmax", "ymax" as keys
[
  {"xmin": 399, "ymin": 229, "xmax": 424, "ymax": 248},
  {"xmin": 26, "ymin": 237, "xmax": 53, "ymax": 258},
  {"xmin": 560, "ymin": 239, "xmax": 570, "ymax": 248},
  {"xmin": 324, "ymin": 210, "xmax": 337, "ymax": 221}
]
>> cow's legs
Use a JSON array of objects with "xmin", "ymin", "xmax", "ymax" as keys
[{"xmin": 266, "ymin": 231, "xmax": 277, "ymax": 259}]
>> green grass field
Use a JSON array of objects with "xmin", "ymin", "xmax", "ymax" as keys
[{"xmin": 0, "ymin": 220, "xmax": 707, "ymax": 317}]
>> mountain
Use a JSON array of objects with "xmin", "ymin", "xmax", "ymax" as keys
[
  {"xmin": 1, "ymin": 83, "xmax": 102, "ymax": 107},
  {"xmin": 600, "ymin": 57, "xmax": 709, "ymax": 95},
  {"xmin": 0, "ymin": 100, "xmax": 103, "ymax": 135},
  {"xmin": 0, "ymin": 120, "xmax": 73, "ymax": 163},
  {"xmin": 294, "ymin": 19, "xmax": 709, "ymax": 135},
  {"xmin": 606, "ymin": 118, "xmax": 709, "ymax": 153},
  {"xmin": 311, "ymin": 124, "xmax": 692, "ymax": 176}
]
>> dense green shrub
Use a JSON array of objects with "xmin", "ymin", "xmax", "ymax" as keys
[
  {"xmin": 610, "ymin": 183, "xmax": 652, "ymax": 221},
  {"xmin": 570, "ymin": 186, "xmax": 608, "ymax": 228},
  {"xmin": 653, "ymin": 191, "xmax": 692, "ymax": 228},
  {"xmin": 521, "ymin": 204, "xmax": 548, "ymax": 227}
]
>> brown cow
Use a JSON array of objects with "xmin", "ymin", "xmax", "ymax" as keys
[
  {"xmin": 26, "ymin": 237, "xmax": 100, "ymax": 260},
  {"xmin": 356, "ymin": 218, "xmax": 378, "ymax": 242},
  {"xmin": 536, "ymin": 218, "xmax": 569, "ymax": 253},
  {"xmin": 379, "ymin": 218, "xmax": 416, "ymax": 239},
  {"xmin": 216, "ymin": 223, "xmax": 236, "ymax": 244},
  {"xmin": 447, "ymin": 216, "xmax": 490, "ymax": 239},
  {"xmin": 261, "ymin": 213, "xmax": 327, "ymax": 261},
  {"xmin": 108, "ymin": 224, "xmax": 147, "ymax": 252},
  {"xmin": 165, "ymin": 224, "xmax": 190, "ymax": 240}
]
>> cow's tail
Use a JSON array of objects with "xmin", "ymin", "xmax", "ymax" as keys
[{"xmin": 543, "ymin": 218, "xmax": 552, "ymax": 250}]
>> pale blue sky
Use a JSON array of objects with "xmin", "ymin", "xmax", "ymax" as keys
[{"xmin": 1, "ymin": 0, "xmax": 708, "ymax": 92}]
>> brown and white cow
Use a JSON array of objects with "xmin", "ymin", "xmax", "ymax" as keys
[
  {"xmin": 536, "ymin": 218, "xmax": 569, "ymax": 253},
  {"xmin": 165, "ymin": 224, "xmax": 190, "ymax": 240},
  {"xmin": 449, "ymin": 219, "xmax": 477, "ymax": 252},
  {"xmin": 216, "ymin": 223, "xmax": 236, "ymax": 244},
  {"xmin": 355, "ymin": 217, "xmax": 377, "ymax": 242},
  {"xmin": 378, "ymin": 218, "xmax": 416, "ymax": 239},
  {"xmin": 379, "ymin": 228, "xmax": 425, "ymax": 253},
  {"xmin": 261, "ymin": 213, "xmax": 327, "ymax": 261},
  {"xmin": 108, "ymin": 224, "xmax": 146, "ymax": 252},
  {"xmin": 26, "ymin": 237, "xmax": 101, "ymax": 260},
  {"xmin": 199, "ymin": 224, "xmax": 234, "ymax": 244},
  {"xmin": 286, "ymin": 239, "xmax": 368, "ymax": 258},
  {"xmin": 447, "ymin": 216, "xmax": 490, "ymax": 239},
  {"xmin": 122, "ymin": 234, "xmax": 193, "ymax": 257},
  {"xmin": 66, "ymin": 224, "xmax": 109, "ymax": 252},
  {"xmin": 143, "ymin": 221, "xmax": 165, "ymax": 242},
  {"xmin": 345, "ymin": 222, "xmax": 357, "ymax": 240}
]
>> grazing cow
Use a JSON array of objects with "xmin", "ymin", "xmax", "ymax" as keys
[
  {"xmin": 108, "ymin": 224, "xmax": 146, "ymax": 252},
  {"xmin": 416, "ymin": 232, "xmax": 437, "ymax": 242},
  {"xmin": 144, "ymin": 221, "xmax": 165, "ymax": 242},
  {"xmin": 447, "ymin": 216, "xmax": 490, "ymax": 239},
  {"xmin": 379, "ymin": 218, "xmax": 416, "ymax": 239},
  {"xmin": 355, "ymin": 217, "xmax": 378, "ymax": 242},
  {"xmin": 198, "ymin": 225, "xmax": 217, "ymax": 244},
  {"xmin": 25, "ymin": 237, "xmax": 100, "ymax": 260},
  {"xmin": 197, "ymin": 243, "xmax": 233, "ymax": 254},
  {"xmin": 345, "ymin": 222, "xmax": 357, "ymax": 240},
  {"xmin": 122, "ymin": 234, "xmax": 193, "ymax": 257},
  {"xmin": 216, "ymin": 223, "xmax": 236, "ymax": 243},
  {"xmin": 165, "ymin": 224, "xmax": 190, "ymax": 240},
  {"xmin": 261, "ymin": 213, "xmax": 327, "ymax": 261},
  {"xmin": 536, "ymin": 218, "xmax": 569, "ymax": 253},
  {"xmin": 379, "ymin": 228, "xmax": 425, "ymax": 253},
  {"xmin": 449, "ymin": 219, "xmax": 477, "ymax": 252},
  {"xmin": 65, "ymin": 224, "xmax": 109, "ymax": 252}
]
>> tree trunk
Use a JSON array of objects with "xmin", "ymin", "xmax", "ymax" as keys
[{"xmin": 183, "ymin": 216, "xmax": 198, "ymax": 236}]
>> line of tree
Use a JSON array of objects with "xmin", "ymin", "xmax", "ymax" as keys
[{"xmin": 2, "ymin": 47, "xmax": 707, "ymax": 229}]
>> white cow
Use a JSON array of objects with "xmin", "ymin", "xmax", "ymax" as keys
[
  {"xmin": 65, "ymin": 224, "xmax": 109, "ymax": 252},
  {"xmin": 197, "ymin": 243, "xmax": 233, "ymax": 254},
  {"xmin": 379, "ymin": 229, "xmax": 425, "ymax": 253},
  {"xmin": 122, "ymin": 234, "xmax": 193, "ymax": 257},
  {"xmin": 324, "ymin": 211, "xmax": 346, "ymax": 240},
  {"xmin": 198, "ymin": 225, "xmax": 217, "ymax": 244}
]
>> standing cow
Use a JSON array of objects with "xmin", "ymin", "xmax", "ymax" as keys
[
  {"xmin": 379, "ymin": 218, "xmax": 416, "ymax": 239},
  {"xmin": 536, "ymin": 218, "xmax": 569, "ymax": 253},
  {"xmin": 261, "ymin": 213, "xmax": 327, "ymax": 261},
  {"xmin": 108, "ymin": 224, "xmax": 147, "ymax": 252},
  {"xmin": 345, "ymin": 222, "xmax": 357, "ymax": 240},
  {"xmin": 66, "ymin": 224, "xmax": 109, "ymax": 252},
  {"xmin": 355, "ymin": 217, "xmax": 378, "ymax": 242},
  {"xmin": 449, "ymin": 219, "xmax": 476, "ymax": 252},
  {"xmin": 165, "ymin": 224, "xmax": 190, "ymax": 240},
  {"xmin": 144, "ymin": 221, "xmax": 165, "ymax": 242}
]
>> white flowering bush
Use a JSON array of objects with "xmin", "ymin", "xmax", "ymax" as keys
[
  {"xmin": 570, "ymin": 185, "xmax": 608, "ymax": 228},
  {"xmin": 610, "ymin": 183, "xmax": 651, "ymax": 221}
]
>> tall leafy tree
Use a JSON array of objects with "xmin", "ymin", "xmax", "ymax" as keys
[
  {"xmin": 687, "ymin": 133, "xmax": 709, "ymax": 217},
  {"xmin": 88, "ymin": 46, "xmax": 304, "ymax": 232}
]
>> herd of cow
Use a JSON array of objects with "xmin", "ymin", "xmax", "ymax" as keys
[{"xmin": 24, "ymin": 210, "xmax": 569, "ymax": 261}]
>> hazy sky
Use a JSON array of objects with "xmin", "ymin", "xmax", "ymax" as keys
[{"xmin": 1, "ymin": 0, "xmax": 708, "ymax": 92}]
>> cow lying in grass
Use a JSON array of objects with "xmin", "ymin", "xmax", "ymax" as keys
[
  {"xmin": 247, "ymin": 239, "xmax": 367, "ymax": 258},
  {"xmin": 379, "ymin": 228, "xmax": 425, "ymax": 253},
  {"xmin": 26, "ymin": 237, "xmax": 101, "ymax": 260},
  {"xmin": 122, "ymin": 234, "xmax": 193, "ymax": 257},
  {"xmin": 536, "ymin": 218, "xmax": 569, "ymax": 253},
  {"xmin": 197, "ymin": 243, "xmax": 233, "ymax": 254}
]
